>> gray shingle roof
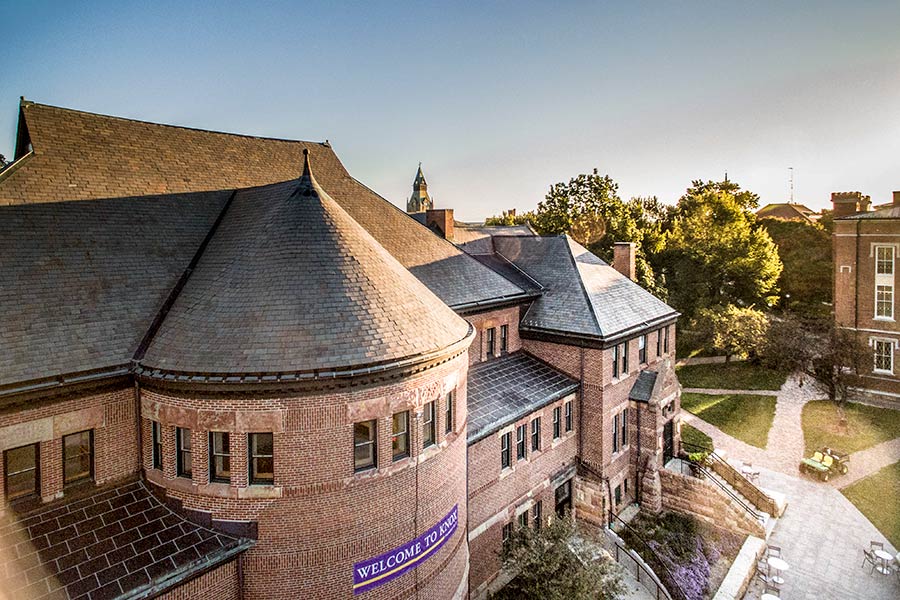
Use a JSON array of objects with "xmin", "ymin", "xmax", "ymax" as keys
[
  {"xmin": 0, "ymin": 191, "xmax": 230, "ymax": 389},
  {"xmin": 141, "ymin": 157, "xmax": 471, "ymax": 376},
  {"xmin": 0, "ymin": 478, "xmax": 250, "ymax": 600},
  {"xmin": 467, "ymin": 352, "xmax": 579, "ymax": 444},
  {"xmin": 629, "ymin": 370, "xmax": 658, "ymax": 402},
  {"xmin": 838, "ymin": 205, "xmax": 900, "ymax": 219},
  {"xmin": 493, "ymin": 235, "xmax": 677, "ymax": 340}
]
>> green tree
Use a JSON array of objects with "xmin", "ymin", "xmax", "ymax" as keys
[
  {"xmin": 493, "ymin": 516, "xmax": 623, "ymax": 600},
  {"xmin": 662, "ymin": 180, "xmax": 782, "ymax": 317},
  {"xmin": 484, "ymin": 210, "xmax": 535, "ymax": 226},
  {"xmin": 695, "ymin": 304, "xmax": 768, "ymax": 361},
  {"xmin": 758, "ymin": 217, "xmax": 832, "ymax": 315}
]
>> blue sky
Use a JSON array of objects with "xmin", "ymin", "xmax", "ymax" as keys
[{"xmin": 1, "ymin": 1, "xmax": 898, "ymax": 220}]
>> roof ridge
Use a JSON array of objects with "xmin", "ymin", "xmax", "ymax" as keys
[
  {"xmin": 561, "ymin": 235, "xmax": 604, "ymax": 337},
  {"xmin": 21, "ymin": 100, "xmax": 331, "ymax": 146}
]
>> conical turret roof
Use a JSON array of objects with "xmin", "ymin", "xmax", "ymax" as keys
[{"xmin": 141, "ymin": 152, "xmax": 472, "ymax": 377}]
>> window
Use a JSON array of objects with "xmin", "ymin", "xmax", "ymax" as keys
[
  {"xmin": 392, "ymin": 411, "xmax": 410, "ymax": 460},
  {"xmin": 354, "ymin": 420, "xmax": 377, "ymax": 472},
  {"xmin": 552, "ymin": 407, "xmax": 561, "ymax": 439},
  {"xmin": 502, "ymin": 523, "xmax": 513, "ymax": 548},
  {"xmin": 517, "ymin": 510, "xmax": 529, "ymax": 529},
  {"xmin": 151, "ymin": 421, "xmax": 162, "ymax": 470},
  {"xmin": 63, "ymin": 430, "xmax": 93, "ymax": 485},
  {"xmin": 564, "ymin": 401, "xmax": 573, "ymax": 432},
  {"xmin": 5, "ymin": 443, "xmax": 38, "ymax": 500},
  {"xmin": 500, "ymin": 325, "xmax": 509, "ymax": 354},
  {"xmin": 486, "ymin": 327, "xmax": 496, "ymax": 358},
  {"xmin": 622, "ymin": 341, "xmax": 629, "ymax": 374},
  {"xmin": 248, "ymin": 433, "xmax": 274, "ymax": 485},
  {"xmin": 531, "ymin": 417, "xmax": 541, "ymax": 452},
  {"xmin": 876, "ymin": 246, "xmax": 895, "ymax": 319},
  {"xmin": 209, "ymin": 432, "xmax": 230, "ymax": 483},
  {"xmin": 876, "ymin": 285, "xmax": 894, "ymax": 319},
  {"xmin": 423, "ymin": 402, "xmax": 436, "ymax": 448},
  {"xmin": 613, "ymin": 414, "xmax": 619, "ymax": 453},
  {"xmin": 621, "ymin": 409, "xmax": 628, "ymax": 448},
  {"xmin": 874, "ymin": 339, "xmax": 894, "ymax": 374},
  {"xmin": 532, "ymin": 501, "xmax": 542, "ymax": 530},
  {"xmin": 657, "ymin": 328, "xmax": 662, "ymax": 357},
  {"xmin": 176, "ymin": 428, "xmax": 192, "ymax": 479},
  {"xmin": 664, "ymin": 326, "xmax": 670, "ymax": 354},
  {"xmin": 876, "ymin": 246, "xmax": 894, "ymax": 275},
  {"xmin": 516, "ymin": 424, "xmax": 527, "ymax": 460},
  {"xmin": 639, "ymin": 335, "xmax": 647, "ymax": 364},
  {"xmin": 555, "ymin": 479, "xmax": 572, "ymax": 517},
  {"xmin": 624, "ymin": 478, "xmax": 629, "ymax": 495},
  {"xmin": 501, "ymin": 432, "xmax": 511, "ymax": 469},
  {"xmin": 445, "ymin": 392, "xmax": 454, "ymax": 434},
  {"xmin": 613, "ymin": 345, "xmax": 620, "ymax": 378},
  {"xmin": 614, "ymin": 484, "xmax": 622, "ymax": 506}
]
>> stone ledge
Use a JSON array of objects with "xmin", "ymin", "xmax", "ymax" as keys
[{"xmin": 712, "ymin": 534, "xmax": 766, "ymax": 600}]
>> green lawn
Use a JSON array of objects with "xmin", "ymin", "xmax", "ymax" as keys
[
  {"xmin": 676, "ymin": 361, "xmax": 789, "ymax": 391},
  {"xmin": 681, "ymin": 392, "xmax": 777, "ymax": 449},
  {"xmin": 801, "ymin": 400, "xmax": 900, "ymax": 455},
  {"xmin": 841, "ymin": 462, "xmax": 900, "ymax": 549},
  {"xmin": 681, "ymin": 423, "xmax": 714, "ymax": 452}
]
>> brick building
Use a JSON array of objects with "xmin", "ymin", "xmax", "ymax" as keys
[
  {"xmin": 833, "ymin": 190, "xmax": 900, "ymax": 403},
  {"xmin": 0, "ymin": 100, "xmax": 681, "ymax": 599}
]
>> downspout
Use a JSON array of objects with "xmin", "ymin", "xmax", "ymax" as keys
[
  {"xmin": 237, "ymin": 553, "xmax": 245, "ymax": 600},
  {"xmin": 636, "ymin": 407, "xmax": 642, "ymax": 504}
]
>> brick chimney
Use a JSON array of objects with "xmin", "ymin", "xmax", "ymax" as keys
[
  {"xmin": 893, "ymin": 191, "xmax": 900, "ymax": 207},
  {"xmin": 426, "ymin": 209, "xmax": 454, "ymax": 240},
  {"xmin": 613, "ymin": 242, "xmax": 636, "ymax": 281},
  {"xmin": 831, "ymin": 191, "xmax": 865, "ymax": 218},
  {"xmin": 508, "ymin": 208, "xmax": 516, "ymax": 217},
  {"xmin": 859, "ymin": 195, "xmax": 872, "ymax": 212}
]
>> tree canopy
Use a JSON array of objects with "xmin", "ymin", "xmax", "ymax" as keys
[{"xmin": 758, "ymin": 217, "xmax": 832, "ymax": 315}]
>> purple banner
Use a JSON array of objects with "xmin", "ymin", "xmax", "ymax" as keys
[{"xmin": 353, "ymin": 504, "xmax": 459, "ymax": 594}]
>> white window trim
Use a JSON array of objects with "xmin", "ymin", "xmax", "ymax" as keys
[
  {"xmin": 874, "ymin": 245, "xmax": 895, "ymax": 320},
  {"xmin": 870, "ymin": 337, "xmax": 896, "ymax": 375}
]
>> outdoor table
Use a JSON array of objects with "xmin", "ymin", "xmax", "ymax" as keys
[
  {"xmin": 873, "ymin": 549, "xmax": 893, "ymax": 574},
  {"xmin": 767, "ymin": 556, "xmax": 789, "ymax": 585}
]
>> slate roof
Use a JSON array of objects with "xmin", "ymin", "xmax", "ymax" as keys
[
  {"xmin": 0, "ymin": 191, "xmax": 230, "ymax": 389},
  {"xmin": 0, "ymin": 478, "xmax": 250, "ymax": 600},
  {"xmin": 629, "ymin": 370, "xmax": 658, "ymax": 403},
  {"xmin": 467, "ymin": 352, "xmax": 579, "ymax": 444},
  {"xmin": 0, "ymin": 101, "xmax": 527, "ymax": 311},
  {"xmin": 838, "ymin": 205, "xmax": 900, "ymax": 220},
  {"xmin": 493, "ymin": 235, "xmax": 677, "ymax": 341},
  {"xmin": 141, "ymin": 154, "xmax": 471, "ymax": 376},
  {"xmin": 453, "ymin": 224, "xmax": 537, "ymax": 255}
]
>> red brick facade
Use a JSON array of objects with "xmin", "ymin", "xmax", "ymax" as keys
[{"xmin": 834, "ymin": 216, "xmax": 900, "ymax": 402}]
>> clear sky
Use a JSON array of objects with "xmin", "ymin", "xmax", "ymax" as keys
[{"xmin": 1, "ymin": 1, "xmax": 898, "ymax": 220}]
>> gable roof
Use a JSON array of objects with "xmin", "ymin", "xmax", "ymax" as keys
[
  {"xmin": 0, "ymin": 101, "xmax": 527, "ymax": 311},
  {"xmin": 0, "ymin": 191, "xmax": 230, "ymax": 390},
  {"xmin": 756, "ymin": 203, "xmax": 816, "ymax": 222},
  {"xmin": 493, "ymin": 235, "xmax": 677, "ymax": 341},
  {"xmin": 141, "ymin": 156, "xmax": 471, "ymax": 377}
]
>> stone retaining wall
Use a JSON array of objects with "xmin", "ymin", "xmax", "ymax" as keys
[{"xmin": 659, "ymin": 468, "xmax": 764, "ymax": 537}]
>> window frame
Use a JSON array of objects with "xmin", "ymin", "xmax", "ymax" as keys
[
  {"xmin": 423, "ymin": 401, "xmax": 436, "ymax": 448},
  {"xmin": 656, "ymin": 328, "xmax": 662, "ymax": 357},
  {"xmin": 517, "ymin": 510, "xmax": 529, "ymax": 529},
  {"xmin": 621, "ymin": 341, "xmax": 629, "ymax": 375},
  {"xmin": 664, "ymin": 326, "xmax": 670, "ymax": 354},
  {"xmin": 502, "ymin": 522, "xmax": 513, "ymax": 549},
  {"xmin": 486, "ymin": 327, "xmax": 496, "ymax": 358},
  {"xmin": 554, "ymin": 479, "xmax": 572, "ymax": 517},
  {"xmin": 532, "ymin": 500, "xmax": 542, "ymax": 530},
  {"xmin": 620, "ymin": 408, "xmax": 628, "ymax": 448},
  {"xmin": 151, "ymin": 421, "xmax": 163, "ymax": 470},
  {"xmin": 564, "ymin": 401, "xmax": 573, "ymax": 432},
  {"xmin": 876, "ymin": 245, "xmax": 895, "ymax": 275},
  {"xmin": 500, "ymin": 324, "xmax": 509, "ymax": 354},
  {"xmin": 612, "ymin": 413, "xmax": 619, "ymax": 453},
  {"xmin": 875, "ymin": 246, "xmax": 895, "ymax": 320},
  {"xmin": 63, "ymin": 430, "xmax": 94, "ymax": 486},
  {"xmin": 614, "ymin": 483, "xmax": 622, "ymax": 506},
  {"xmin": 445, "ymin": 392, "xmax": 454, "ymax": 434},
  {"xmin": 208, "ymin": 431, "xmax": 231, "ymax": 484},
  {"xmin": 613, "ymin": 344, "xmax": 620, "ymax": 379},
  {"xmin": 4, "ymin": 443, "xmax": 39, "ymax": 501},
  {"xmin": 516, "ymin": 424, "xmax": 527, "ymax": 460},
  {"xmin": 638, "ymin": 334, "xmax": 647, "ymax": 364},
  {"xmin": 176, "ymin": 427, "xmax": 192, "ymax": 479},
  {"xmin": 248, "ymin": 432, "xmax": 274, "ymax": 486},
  {"xmin": 392, "ymin": 411, "xmax": 410, "ymax": 461},
  {"xmin": 552, "ymin": 406, "xmax": 561, "ymax": 439},
  {"xmin": 501, "ymin": 432, "xmax": 511, "ymax": 469},
  {"xmin": 354, "ymin": 419, "xmax": 377, "ymax": 472},
  {"xmin": 876, "ymin": 284, "xmax": 894, "ymax": 320},
  {"xmin": 531, "ymin": 417, "xmax": 541, "ymax": 452},
  {"xmin": 874, "ymin": 339, "xmax": 894, "ymax": 374}
]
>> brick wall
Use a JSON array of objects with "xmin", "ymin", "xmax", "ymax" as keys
[
  {"xmin": 159, "ymin": 559, "xmax": 240, "ymax": 600},
  {"xmin": 466, "ymin": 394, "xmax": 578, "ymax": 595},
  {"xmin": 139, "ymin": 352, "xmax": 470, "ymax": 599},
  {"xmin": 465, "ymin": 306, "xmax": 522, "ymax": 365},
  {"xmin": 0, "ymin": 386, "xmax": 139, "ymax": 507}
]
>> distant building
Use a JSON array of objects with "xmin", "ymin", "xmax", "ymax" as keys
[
  {"xmin": 833, "ymin": 190, "xmax": 900, "ymax": 403},
  {"xmin": 406, "ymin": 163, "xmax": 433, "ymax": 213},
  {"xmin": 756, "ymin": 202, "xmax": 819, "ymax": 223}
]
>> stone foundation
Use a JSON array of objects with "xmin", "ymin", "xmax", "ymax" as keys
[{"xmin": 659, "ymin": 468, "xmax": 764, "ymax": 537}]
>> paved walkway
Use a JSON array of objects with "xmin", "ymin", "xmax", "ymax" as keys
[{"xmin": 741, "ymin": 467, "xmax": 898, "ymax": 600}]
